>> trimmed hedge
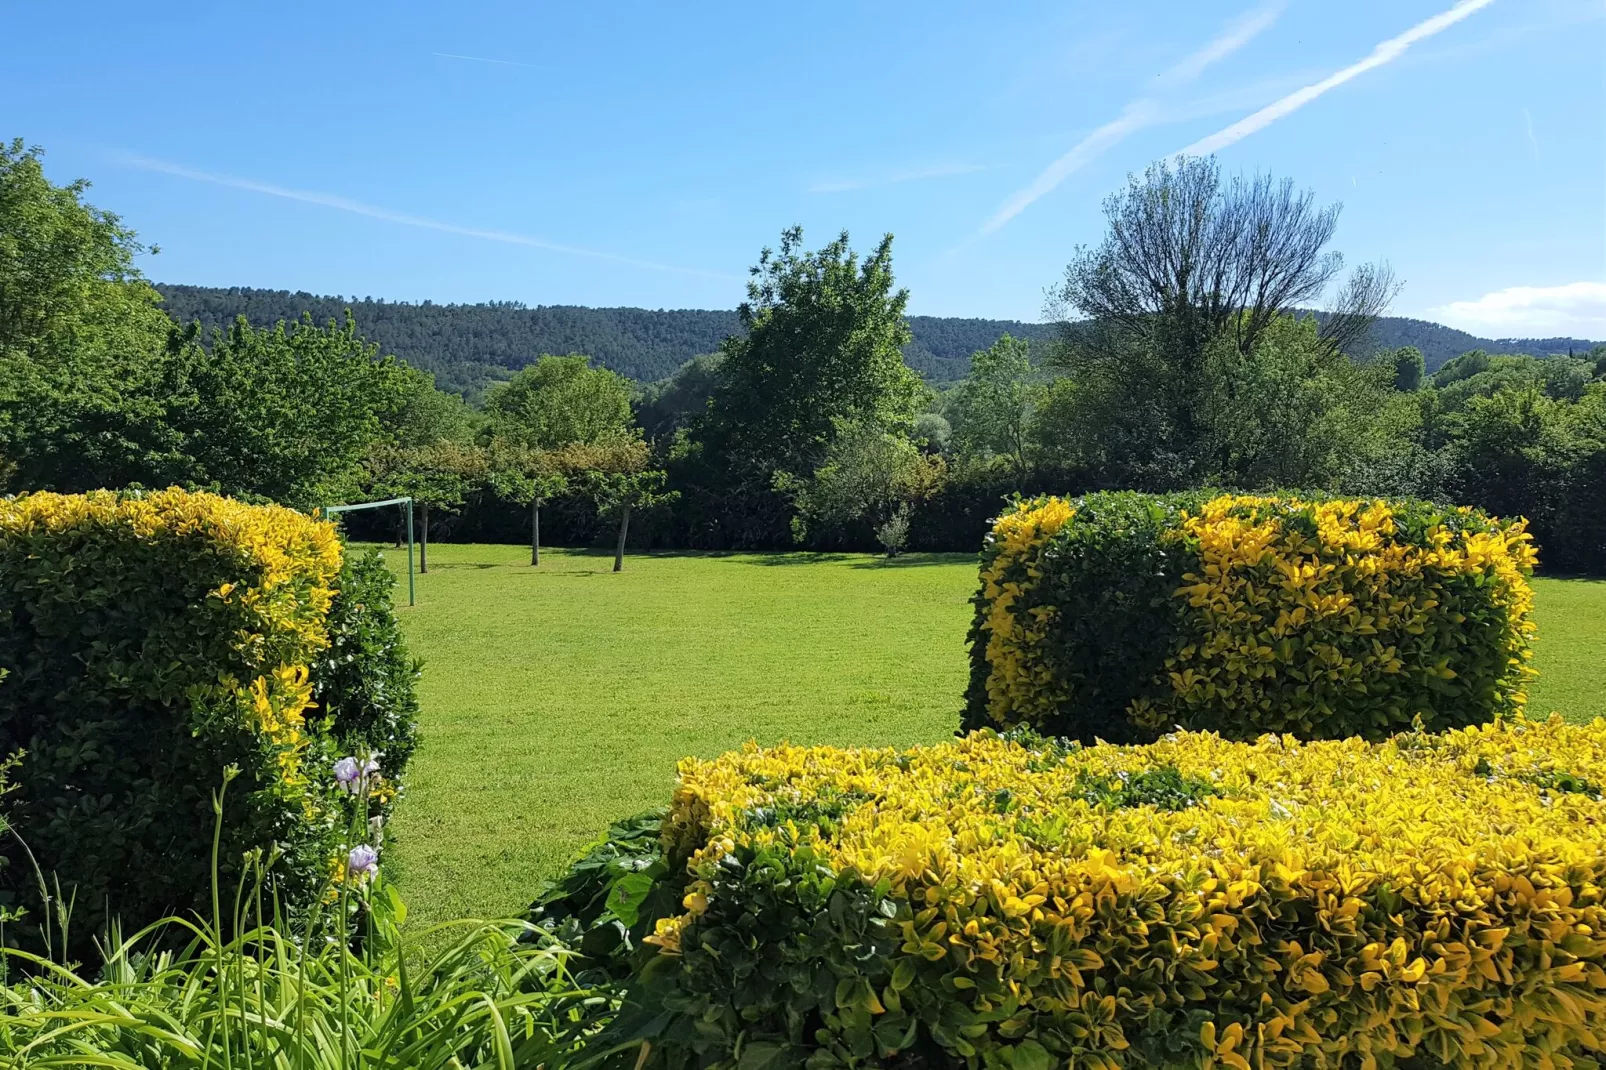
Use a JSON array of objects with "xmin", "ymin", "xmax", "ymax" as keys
[
  {"xmin": 577, "ymin": 721, "xmax": 1606, "ymax": 1069},
  {"xmin": 962, "ymin": 492, "xmax": 1538, "ymax": 744},
  {"xmin": 0, "ymin": 489, "xmax": 417, "ymax": 955}
]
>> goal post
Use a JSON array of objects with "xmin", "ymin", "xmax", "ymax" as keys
[{"xmin": 322, "ymin": 496, "xmax": 416, "ymax": 606}]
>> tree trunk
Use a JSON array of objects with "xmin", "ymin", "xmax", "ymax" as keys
[
  {"xmin": 613, "ymin": 504, "xmax": 631, "ymax": 573},
  {"xmin": 394, "ymin": 509, "xmax": 404, "ymax": 549},
  {"xmin": 531, "ymin": 498, "xmax": 541, "ymax": 567},
  {"xmin": 420, "ymin": 501, "xmax": 430, "ymax": 574}
]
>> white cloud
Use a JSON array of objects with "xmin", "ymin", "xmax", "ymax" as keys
[
  {"xmin": 975, "ymin": 1, "xmax": 1284, "ymax": 238},
  {"xmin": 1432, "ymin": 282, "xmax": 1606, "ymax": 340},
  {"xmin": 1178, "ymin": 0, "xmax": 1498, "ymax": 157},
  {"xmin": 114, "ymin": 152, "xmax": 736, "ymax": 280},
  {"xmin": 809, "ymin": 162, "xmax": 990, "ymax": 195}
]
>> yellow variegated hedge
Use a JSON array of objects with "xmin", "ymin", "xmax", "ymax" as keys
[
  {"xmin": 0, "ymin": 489, "xmax": 415, "ymax": 956},
  {"xmin": 962, "ymin": 491, "xmax": 1537, "ymax": 744},
  {"xmin": 626, "ymin": 721, "xmax": 1606, "ymax": 1070}
]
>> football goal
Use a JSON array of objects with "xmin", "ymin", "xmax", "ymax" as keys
[{"xmin": 323, "ymin": 496, "xmax": 416, "ymax": 606}]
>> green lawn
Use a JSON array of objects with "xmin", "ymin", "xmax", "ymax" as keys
[
  {"xmin": 1529, "ymin": 576, "xmax": 1606, "ymax": 723},
  {"xmin": 379, "ymin": 544, "xmax": 973, "ymax": 928},
  {"xmin": 377, "ymin": 544, "xmax": 1606, "ymax": 928}
]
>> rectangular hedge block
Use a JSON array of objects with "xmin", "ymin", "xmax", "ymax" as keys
[
  {"xmin": 963, "ymin": 492, "xmax": 1538, "ymax": 745},
  {"xmin": 633, "ymin": 720, "xmax": 1606, "ymax": 1069}
]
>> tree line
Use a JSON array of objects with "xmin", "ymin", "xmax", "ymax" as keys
[
  {"xmin": 153, "ymin": 289, "xmax": 1593, "ymax": 402},
  {"xmin": 3, "ymin": 139, "xmax": 1604, "ymax": 571},
  {"xmin": 153, "ymin": 284, "xmax": 1065, "ymax": 399}
]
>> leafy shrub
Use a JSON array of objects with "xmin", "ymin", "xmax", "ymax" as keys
[
  {"xmin": 588, "ymin": 720, "xmax": 1606, "ymax": 1069},
  {"xmin": 0, "ymin": 489, "xmax": 417, "ymax": 957},
  {"xmin": 525, "ymin": 809, "xmax": 678, "ymax": 985},
  {"xmin": 313, "ymin": 546, "xmax": 422, "ymax": 775},
  {"xmin": 963, "ymin": 491, "xmax": 1537, "ymax": 743}
]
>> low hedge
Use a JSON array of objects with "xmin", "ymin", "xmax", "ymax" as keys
[
  {"xmin": 962, "ymin": 492, "xmax": 1538, "ymax": 744},
  {"xmin": 573, "ymin": 720, "xmax": 1606, "ymax": 1069},
  {"xmin": 0, "ymin": 489, "xmax": 417, "ymax": 956}
]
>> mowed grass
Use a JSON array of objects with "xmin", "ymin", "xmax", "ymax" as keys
[
  {"xmin": 377, "ymin": 543, "xmax": 975, "ymax": 927},
  {"xmin": 374, "ymin": 544, "xmax": 1606, "ymax": 928},
  {"xmin": 1529, "ymin": 576, "xmax": 1606, "ymax": 724}
]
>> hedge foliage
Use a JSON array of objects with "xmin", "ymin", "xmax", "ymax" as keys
[
  {"xmin": 592, "ymin": 720, "xmax": 1606, "ymax": 1070},
  {"xmin": 0, "ymin": 489, "xmax": 417, "ymax": 955},
  {"xmin": 962, "ymin": 492, "xmax": 1538, "ymax": 744}
]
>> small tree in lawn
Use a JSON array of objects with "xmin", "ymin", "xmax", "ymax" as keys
[
  {"xmin": 544, "ymin": 438, "xmax": 671, "ymax": 572},
  {"xmin": 368, "ymin": 440, "xmax": 487, "ymax": 573},
  {"xmin": 589, "ymin": 468, "xmax": 675, "ymax": 572},
  {"xmin": 488, "ymin": 439, "xmax": 569, "ymax": 566}
]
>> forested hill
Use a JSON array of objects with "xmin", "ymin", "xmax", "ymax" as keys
[
  {"xmin": 155, "ymin": 285, "xmax": 1057, "ymax": 395},
  {"xmin": 1353, "ymin": 316, "xmax": 1600, "ymax": 373},
  {"xmin": 154, "ymin": 284, "xmax": 1599, "ymax": 398}
]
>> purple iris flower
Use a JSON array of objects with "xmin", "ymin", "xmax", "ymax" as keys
[
  {"xmin": 334, "ymin": 754, "xmax": 382, "ymax": 794},
  {"xmin": 347, "ymin": 844, "xmax": 379, "ymax": 881},
  {"xmin": 334, "ymin": 757, "xmax": 362, "ymax": 791}
]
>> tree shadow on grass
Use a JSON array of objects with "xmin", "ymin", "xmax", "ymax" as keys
[
  {"xmin": 747, "ymin": 552, "xmax": 856, "ymax": 567},
  {"xmin": 850, "ymin": 553, "xmax": 975, "ymax": 570}
]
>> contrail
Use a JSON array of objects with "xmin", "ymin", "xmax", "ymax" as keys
[
  {"xmin": 114, "ymin": 152, "xmax": 737, "ymax": 281},
  {"xmin": 1178, "ymin": 0, "xmax": 1498, "ymax": 157},
  {"xmin": 976, "ymin": 1, "xmax": 1283, "ymax": 238},
  {"xmin": 810, "ymin": 162, "xmax": 989, "ymax": 195},
  {"xmin": 432, "ymin": 52, "xmax": 545, "ymax": 70}
]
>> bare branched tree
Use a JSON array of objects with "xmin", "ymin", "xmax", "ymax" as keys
[
  {"xmin": 1054, "ymin": 156, "xmax": 1395, "ymax": 360},
  {"xmin": 1319, "ymin": 261, "xmax": 1401, "ymax": 355},
  {"xmin": 1041, "ymin": 156, "xmax": 1401, "ymax": 488}
]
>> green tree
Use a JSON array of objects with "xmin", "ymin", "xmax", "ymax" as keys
[
  {"xmin": 590, "ymin": 468, "xmax": 675, "ymax": 572},
  {"xmin": 1198, "ymin": 315, "xmax": 1396, "ymax": 488},
  {"xmin": 1390, "ymin": 346, "xmax": 1425, "ymax": 391},
  {"xmin": 164, "ymin": 315, "xmax": 416, "ymax": 508},
  {"xmin": 390, "ymin": 372, "xmax": 478, "ymax": 447},
  {"xmin": 1433, "ymin": 349, "xmax": 1492, "ymax": 387},
  {"xmin": 784, "ymin": 418, "xmax": 947, "ymax": 557},
  {"xmin": 484, "ymin": 355, "xmax": 633, "ymax": 449},
  {"xmin": 635, "ymin": 353, "xmax": 725, "ymax": 441},
  {"xmin": 487, "ymin": 439, "xmax": 569, "ymax": 566},
  {"xmin": 913, "ymin": 412, "xmax": 952, "ymax": 454},
  {"xmin": 543, "ymin": 438, "xmax": 668, "ymax": 571},
  {"xmin": 0, "ymin": 139, "xmax": 179, "ymax": 492},
  {"xmin": 704, "ymin": 228, "xmax": 923, "ymax": 472},
  {"xmin": 686, "ymin": 227, "xmax": 925, "ymax": 545},
  {"xmin": 945, "ymin": 334, "xmax": 1037, "ymax": 477},
  {"xmin": 1048, "ymin": 157, "xmax": 1396, "ymax": 484},
  {"xmin": 0, "ymin": 138, "xmax": 167, "ymax": 363},
  {"xmin": 368, "ymin": 439, "xmax": 488, "ymax": 572}
]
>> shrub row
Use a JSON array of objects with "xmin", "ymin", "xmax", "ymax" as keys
[
  {"xmin": 579, "ymin": 719, "xmax": 1606, "ymax": 1069},
  {"xmin": 0, "ymin": 489, "xmax": 417, "ymax": 957},
  {"xmin": 962, "ymin": 492, "xmax": 1538, "ymax": 744}
]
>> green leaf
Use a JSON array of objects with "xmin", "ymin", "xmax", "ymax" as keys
[
  {"xmin": 1012, "ymin": 1038, "xmax": 1053, "ymax": 1070},
  {"xmin": 739, "ymin": 1041, "xmax": 788, "ymax": 1070},
  {"xmin": 606, "ymin": 872, "xmax": 655, "ymax": 927},
  {"xmin": 890, "ymin": 959, "xmax": 917, "ymax": 992}
]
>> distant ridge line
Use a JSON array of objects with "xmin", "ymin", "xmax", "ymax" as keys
[{"xmin": 153, "ymin": 283, "xmax": 1603, "ymax": 399}]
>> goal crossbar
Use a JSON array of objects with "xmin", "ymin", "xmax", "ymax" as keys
[{"xmin": 322, "ymin": 496, "xmax": 416, "ymax": 606}]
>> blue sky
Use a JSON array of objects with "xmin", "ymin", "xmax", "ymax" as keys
[{"xmin": 6, "ymin": 0, "xmax": 1605, "ymax": 336}]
